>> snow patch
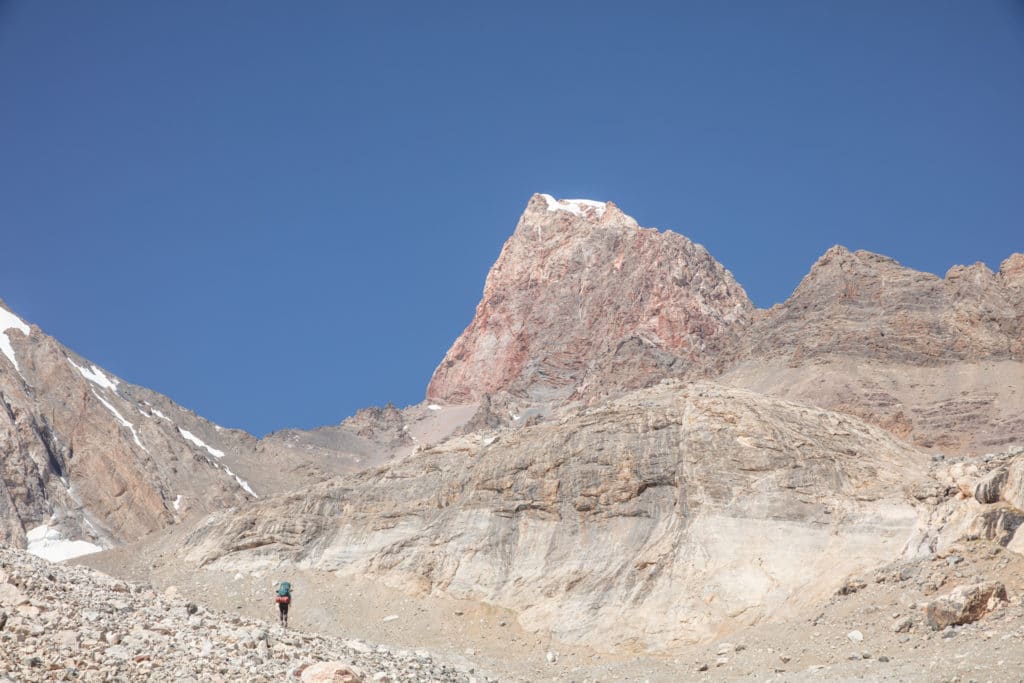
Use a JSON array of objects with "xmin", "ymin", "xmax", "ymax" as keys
[
  {"xmin": 222, "ymin": 464, "xmax": 257, "ymax": 497},
  {"xmin": 172, "ymin": 495, "xmax": 183, "ymax": 511},
  {"xmin": 151, "ymin": 408, "xmax": 170, "ymax": 421},
  {"xmin": 92, "ymin": 390, "xmax": 148, "ymax": 452},
  {"xmin": 427, "ymin": 404, "xmax": 442, "ymax": 411},
  {"xmin": 68, "ymin": 358, "xmax": 119, "ymax": 391},
  {"xmin": 0, "ymin": 307, "xmax": 30, "ymax": 374},
  {"xmin": 540, "ymin": 193, "xmax": 607, "ymax": 217},
  {"xmin": 179, "ymin": 428, "xmax": 225, "ymax": 458},
  {"xmin": 26, "ymin": 524, "xmax": 102, "ymax": 562}
]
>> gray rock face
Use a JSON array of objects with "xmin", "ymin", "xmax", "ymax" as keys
[
  {"xmin": 178, "ymin": 381, "xmax": 929, "ymax": 651},
  {"xmin": 427, "ymin": 194, "xmax": 754, "ymax": 405}
]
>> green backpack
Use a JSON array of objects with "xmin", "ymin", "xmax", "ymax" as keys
[{"xmin": 277, "ymin": 581, "xmax": 291, "ymax": 597}]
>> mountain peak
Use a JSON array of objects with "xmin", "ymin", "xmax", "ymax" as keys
[
  {"xmin": 525, "ymin": 193, "xmax": 638, "ymax": 228},
  {"xmin": 427, "ymin": 197, "xmax": 754, "ymax": 403}
]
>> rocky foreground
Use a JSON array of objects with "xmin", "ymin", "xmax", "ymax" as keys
[{"xmin": 0, "ymin": 546, "xmax": 488, "ymax": 683}]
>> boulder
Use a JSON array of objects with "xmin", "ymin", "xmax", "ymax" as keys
[
  {"xmin": 974, "ymin": 467, "xmax": 1008, "ymax": 504},
  {"xmin": 300, "ymin": 661, "xmax": 364, "ymax": 683},
  {"xmin": 924, "ymin": 581, "xmax": 1008, "ymax": 630},
  {"xmin": 1003, "ymin": 457, "xmax": 1024, "ymax": 510}
]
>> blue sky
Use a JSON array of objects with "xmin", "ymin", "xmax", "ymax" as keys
[{"xmin": 1, "ymin": 1, "xmax": 1021, "ymax": 435}]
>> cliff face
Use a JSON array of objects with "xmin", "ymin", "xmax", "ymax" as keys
[
  {"xmin": 426, "ymin": 194, "xmax": 754, "ymax": 405},
  {"xmin": 721, "ymin": 248, "xmax": 1024, "ymax": 454},
  {"xmin": 180, "ymin": 382, "xmax": 929, "ymax": 651}
]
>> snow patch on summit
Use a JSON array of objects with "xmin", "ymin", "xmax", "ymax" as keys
[{"xmin": 540, "ymin": 193, "xmax": 607, "ymax": 217}]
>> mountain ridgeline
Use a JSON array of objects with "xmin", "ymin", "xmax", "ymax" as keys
[{"xmin": 2, "ymin": 193, "xmax": 1023, "ymax": 657}]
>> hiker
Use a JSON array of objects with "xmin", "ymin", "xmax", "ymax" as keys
[{"xmin": 275, "ymin": 581, "xmax": 292, "ymax": 626}]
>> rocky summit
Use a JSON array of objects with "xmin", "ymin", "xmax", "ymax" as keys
[{"xmin": 426, "ymin": 194, "xmax": 754, "ymax": 406}]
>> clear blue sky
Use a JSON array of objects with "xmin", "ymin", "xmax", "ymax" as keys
[{"xmin": 1, "ymin": 2, "xmax": 1021, "ymax": 436}]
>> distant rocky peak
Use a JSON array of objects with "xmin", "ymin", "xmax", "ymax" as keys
[{"xmin": 810, "ymin": 245, "xmax": 905, "ymax": 274}]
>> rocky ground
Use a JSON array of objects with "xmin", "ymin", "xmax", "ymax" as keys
[
  {"xmin": 3, "ymin": 518, "xmax": 1023, "ymax": 682},
  {"xmin": 0, "ymin": 546, "xmax": 491, "ymax": 682},
  {"xmin": 73, "ymin": 519, "xmax": 1024, "ymax": 682}
]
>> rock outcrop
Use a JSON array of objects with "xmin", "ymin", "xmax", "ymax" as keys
[
  {"xmin": 427, "ymin": 194, "xmax": 754, "ymax": 405},
  {"xmin": 177, "ymin": 381, "xmax": 930, "ymax": 651},
  {"xmin": 721, "ymin": 248, "xmax": 1024, "ymax": 455}
]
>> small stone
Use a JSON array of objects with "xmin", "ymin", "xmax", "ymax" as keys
[
  {"xmin": 892, "ymin": 617, "xmax": 914, "ymax": 633},
  {"xmin": 878, "ymin": 655, "xmax": 890, "ymax": 663},
  {"xmin": 696, "ymin": 663, "xmax": 709, "ymax": 672},
  {"xmin": 778, "ymin": 654, "xmax": 791, "ymax": 664},
  {"xmin": 345, "ymin": 639, "xmax": 373, "ymax": 654},
  {"xmin": 847, "ymin": 630, "xmax": 864, "ymax": 642},
  {"xmin": 381, "ymin": 615, "xmax": 399, "ymax": 623},
  {"xmin": 546, "ymin": 651, "xmax": 558, "ymax": 663}
]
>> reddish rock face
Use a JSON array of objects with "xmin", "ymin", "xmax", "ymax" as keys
[{"xmin": 426, "ymin": 194, "xmax": 755, "ymax": 404}]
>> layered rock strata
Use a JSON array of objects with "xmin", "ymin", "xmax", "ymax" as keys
[{"xmin": 178, "ymin": 381, "xmax": 929, "ymax": 651}]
